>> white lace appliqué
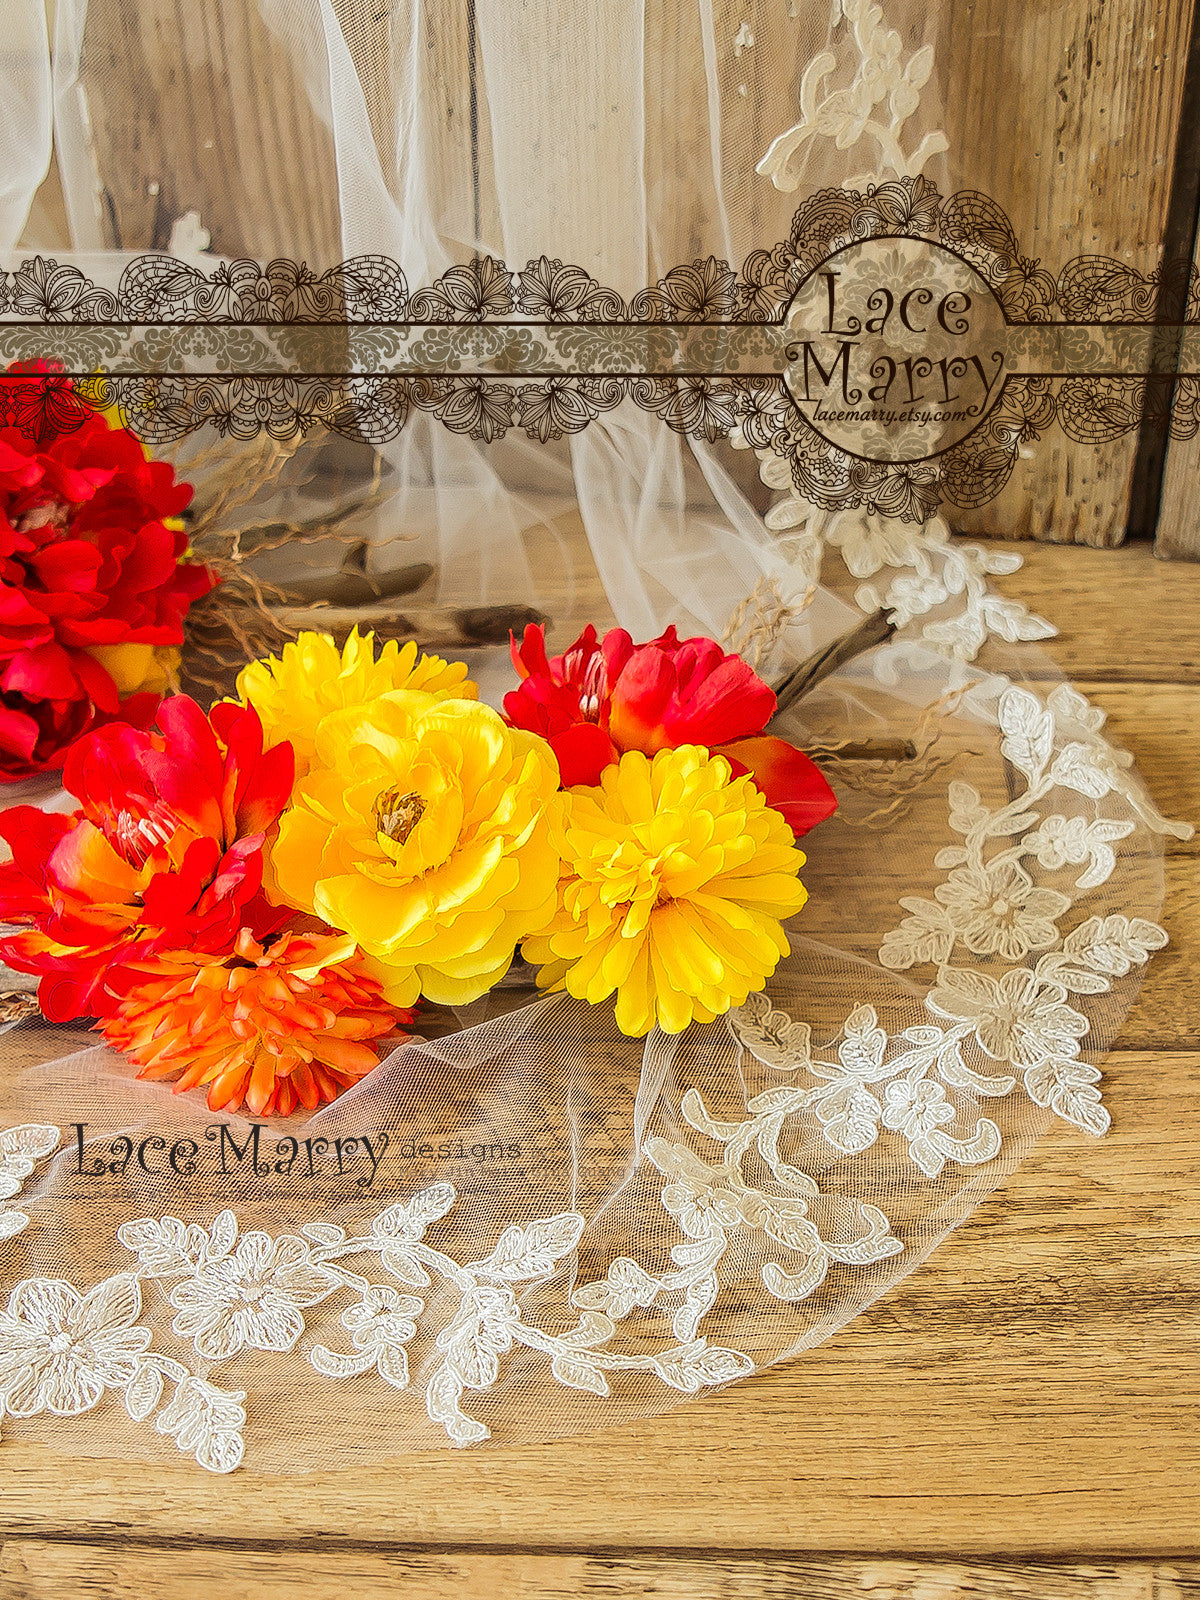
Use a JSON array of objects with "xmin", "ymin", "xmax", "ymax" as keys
[
  {"xmin": 0, "ymin": 1124, "xmax": 58, "ymax": 1240},
  {"xmin": 757, "ymin": 0, "xmax": 948, "ymax": 193},
  {"xmin": 0, "ymin": 1140, "xmax": 249, "ymax": 1473},
  {"xmin": 0, "ymin": 1120, "xmax": 902, "ymax": 1470},
  {"xmin": 729, "ymin": 995, "xmax": 1005, "ymax": 1177},
  {"xmin": 744, "ymin": 0, "xmax": 1055, "ymax": 668},
  {"xmin": 729, "ymin": 684, "xmax": 1190, "ymax": 1167}
]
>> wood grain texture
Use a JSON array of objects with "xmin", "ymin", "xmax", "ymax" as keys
[
  {"xmin": 1150, "ymin": 42, "xmax": 1200, "ymax": 572},
  {"xmin": 1079, "ymin": 682, "xmax": 1200, "ymax": 826},
  {"xmin": 1156, "ymin": 427, "xmax": 1200, "ymax": 564},
  {"xmin": 0, "ymin": 540, "xmax": 1197, "ymax": 1575},
  {"xmin": 0, "ymin": 1032, "xmax": 1195, "ymax": 1551},
  {"xmin": 985, "ymin": 538, "xmax": 1200, "ymax": 681},
  {"xmin": 940, "ymin": 0, "xmax": 1194, "ymax": 548},
  {"xmin": 66, "ymin": 0, "xmax": 341, "ymax": 259},
  {"xmin": 1154, "ymin": 220, "xmax": 1200, "ymax": 564},
  {"xmin": 2, "ymin": 1542, "xmax": 1199, "ymax": 1600}
]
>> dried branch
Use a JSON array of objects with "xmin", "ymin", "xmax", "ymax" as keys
[
  {"xmin": 265, "ymin": 602, "xmax": 546, "ymax": 648},
  {"xmin": 771, "ymin": 607, "xmax": 897, "ymax": 715}
]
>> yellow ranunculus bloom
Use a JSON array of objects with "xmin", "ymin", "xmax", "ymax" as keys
[
  {"xmin": 523, "ymin": 745, "xmax": 808, "ymax": 1037},
  {"xmin": 267, "ymin": 689, "xmax": 561, "ymax": 1008},
  {"xmin": 238, "ymin": 629, "xmax": 477, "ymax": 777},
  {"xmin": 85, "ymin": 642, "xmax": 180, "ymax": 697}
]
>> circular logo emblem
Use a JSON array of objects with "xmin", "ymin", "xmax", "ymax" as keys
[{"xmin": 783, "ymin": 237, "xmax": 1008, "ymax": 463}]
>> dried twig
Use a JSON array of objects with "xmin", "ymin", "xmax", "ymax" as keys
[
  {"xmin": 178, "ymin": 432, "xmax": 312, "ymax": 549},
  {"xmin": 179, "ymin": 437, "xmax": 430, "ymax": 701},
  {"xmin": 265, "ymin": 603, "xmax": 545, "ymax": 648},
  {"xmin": 722, "ymin": 576, "xmax": 815, "ymax": 672},
  {"xmin": 805, "ymin": 737, "xmax": 918, "ymax": 762},
  {"xmin": 725, "ymin": 568, "xmax": 971, "ymax": 821},
  {"xmin": 771, "ymin": 607, "xmax": 897, "ymax": 715},
  {"xmin": 806, "ymin": 691, "xmax": 978, "ymax": 828},
  {"xmin": 182, "ymin": 593, "xmax": 547, "ymax": 705}
]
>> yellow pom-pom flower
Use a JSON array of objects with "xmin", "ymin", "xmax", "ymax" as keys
[
  {"xmin": 85, "ymin": 641, "xmax": 180, "ymax": 697},
  {"xmin": 238, "ymin": 629, "xmax": 476, "ymax": 776},
  {"xmin": 523, "ymin": 745, "xmax": 809, "ymax": 1036},
  {"xmin": 267, "ymin": 690, "xmax": 562, "ymax": 1008}
]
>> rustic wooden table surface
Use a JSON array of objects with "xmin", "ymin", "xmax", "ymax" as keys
[{"xmin": 0, "ymin": 538, "xmax": 1197, "ymax": 1600}]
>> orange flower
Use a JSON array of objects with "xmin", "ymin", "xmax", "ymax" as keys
[
  {"xmin": 0, "ymin": 696, "xmax": 294, "ymax": 1022},
  {"xmin": 101, "ymin": 929, "xmax": 406, "ymax": 1117}
]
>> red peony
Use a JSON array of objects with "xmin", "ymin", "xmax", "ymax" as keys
[
  {"xmin": 0, "ymin": 696, "xmax": 294, "ymax": 1022},
  {"xmin": 0, "ymin": 359, "xmax": 97, "ymax": 448},
  {"xmin": 0, "ymin": 362, "xmax": 214, "ymax": 781},
  {"xmin": 504, "ymin": 622, "xmax": 838, "ymax": 836}
]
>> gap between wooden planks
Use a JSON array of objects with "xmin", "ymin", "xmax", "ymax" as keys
[
  {"xmin": 1, "ymin": 1541, "xmax": 1199, "ymax": 1600},
  {"xmin": 0, "ymin": 540, "xmax": 1196, "ymax": 1574}
]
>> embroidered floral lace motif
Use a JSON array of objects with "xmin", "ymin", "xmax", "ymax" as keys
[
  {"xmin": 0, "ymin": 1128, "xmax": 902, "ymax": 1469},
  {"xmin": 727, "ymin": 683, "xmax": 1187, "ymax": 1172}
]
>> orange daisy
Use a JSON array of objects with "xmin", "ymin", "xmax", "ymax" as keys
[{"xmin": 101, "ymin": 929, "xmax": 406, "ymax": 1116}]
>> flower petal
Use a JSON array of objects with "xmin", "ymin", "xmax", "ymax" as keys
[{"xmin": 721, "ymin": 736, "xmax": 839, "ymax": 837}]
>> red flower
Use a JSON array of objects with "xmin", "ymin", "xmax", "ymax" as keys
[
  {"xmin": 0, "ymin": 360, "xmax": 96, "ymax": 449},
  {"xmin": 502, "ymin": 624, "xmax": 620, "ymax": 787},
  {"xmin": 602, "ymin": 627, "xmax": 777, "ymax": 753},
  {"xmin": 0, "ymin": 363, "xmax": 215, "ymax": 781},
  {"xmin": 0, "ymin": 696, "xmax": 294, "ymax": 1022},
  {"xmin": 0, "ymin": 687, "xmax": 161, "ymax": 782},
  {"xmin": 718, "ymin": 735, "xmax": 840, "ymax": 838},
  {"xmin": 504, "ymin": 622, "xmax": 838, "ymax": 836}
]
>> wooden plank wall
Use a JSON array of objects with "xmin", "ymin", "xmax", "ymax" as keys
[
  {"xmin": 14, "ymin": 0, "xmax": 1199, "ymax": 551},
  {"xmin": 38, "ymin": 0, "xmax": 342, "ymax": 261},
  {"xmin": 941, "ymin": 0, "xmax": 1194, "ymax": 548},
  {"xmin": 1158, "ymin": 418, "xmax": 1200, "ymax": 562},
  {"xmin": 1154, "ymin": 220, "xmax": 1200, "ymax": 561}
]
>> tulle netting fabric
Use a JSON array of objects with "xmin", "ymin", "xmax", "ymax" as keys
[
  {"xmin": 0, "ymin": 0, "xmax": 1191, "ymax": 1474},
  {"xmin": 0, "ymin": 619, "xmax": 1186, "ymax": 1472}
]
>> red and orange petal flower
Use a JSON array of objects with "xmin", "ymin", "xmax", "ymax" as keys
[
  {"xmin": 0, "ymin": 362, "xmax": 215, "ymax": 780},
  {"xmin": 102, "ymin": 930, "xmax": 407, "ymax": 1117},
  {"xmin": 0, "ymin": 696, "xmax": 294, "ymax": 1023},
  {"xmin": 0, "ymin": 360, "xmax": 97, "ymax": 449},
  {"xmin": 504, "ymin": 622, "xmax": 837, "ymax": 836}
]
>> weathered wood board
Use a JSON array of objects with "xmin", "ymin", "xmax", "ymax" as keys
[{"xmin": 0, "ymin": 539, "xmax": 1197, "ymax": 1593}]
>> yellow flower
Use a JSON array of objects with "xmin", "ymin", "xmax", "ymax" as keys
[
  {"xmin": 523, "ymin": 745, "xmax": 808, "ymax": 1037},
  {"xmin": 267, "ymin": 690, "xmax": 561, "ymax": 1007},
  {"xmin": 84, "ymin": 642, "xmax": 180, "ymax": 697},
  {"xmin": 238, "ymin": 629, "xmax": 477, "ymax": 776}
]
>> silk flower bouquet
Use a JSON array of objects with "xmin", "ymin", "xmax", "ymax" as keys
[
  {"xmin": 0, "ymin": 616, "xmax": 840, "ymax": 1116},
  {"xmin": 0, "ymin": 362, "xmax": 214, "ymax": 784}
]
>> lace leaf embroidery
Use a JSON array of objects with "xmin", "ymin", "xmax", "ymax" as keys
[
  {"xmin": 0, "ymin": 1122, "xmax": 895, "ymax": 1470},
  {"xmin": 758, "ymin": 0, "xmax": 948, "ymax": 193},
  {"xmin": 899, "ymin": 686, "xmax": 1182, "ymax": 1136},
  {"xmin": 0, "ymin": 1125, "xmax": 59, "ymax": 1239},
  {"xmin": 729, "ymin": 1000, "xmax": 1004, "ymax": 1177},
  {"xmin": 720, "ymin": 692, "xmax": 1187, "ymax": 1170}
]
